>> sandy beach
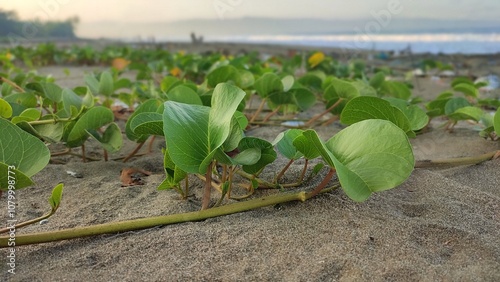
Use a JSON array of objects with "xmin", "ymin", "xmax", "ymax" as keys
[{"xmin": 1, "ymin": 42, "xmax": 499, "ymax": 281}]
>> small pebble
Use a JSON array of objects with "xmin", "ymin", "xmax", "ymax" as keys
[{"xmin": 66, "ymin": 170, "xmax": 83, "ymax": 178}]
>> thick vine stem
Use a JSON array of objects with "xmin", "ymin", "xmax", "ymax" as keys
[{"xmin": 0, "ymin": 191, "xmax": 310, "ymax": 247}]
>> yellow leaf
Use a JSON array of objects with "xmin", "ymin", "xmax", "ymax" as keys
[
  {"xmin": 169, "ymin": 67, "xmax": 182, "ymax": 77},
  {"xmin": 308, "ymin": 52, "xmax": 325, "ymax": 68},
  {"xmin": 112, "ymin": 58, "xmax": 130, "ymax": 71}
]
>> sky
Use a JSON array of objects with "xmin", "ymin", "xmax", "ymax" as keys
[
  {"xmin": 3, "ymin": 0, "xmax": 500, "ymax": 23},
  {"xmin": 3, "ymin": 0, "xmax": 500, "ymax": 39}
]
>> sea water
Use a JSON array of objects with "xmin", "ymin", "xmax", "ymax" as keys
[{"xmin": 213, "ymin": 33, "xmax": 500, "ymax": 55}]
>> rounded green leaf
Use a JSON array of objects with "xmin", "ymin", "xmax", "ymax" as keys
[
  {"xmin": 11, "ymin": 108, "xmax": 41, "ymax": 124},
  {"xmin": 254, "ymin": 73, "xmax": 283, "ymax": 98},
  {"xmin": 274, "ymin": 129, "xmax": 304, "ymax": 160},
  {"xmin": 298, "ymin": 72, "xmax": 323, "ymax": 90},
  {"xmin": 238, "ymin": 137, "xmax": 276, "ymax": 174},
  {"xmin": 207, "ymin": 65, "xmax": 242, "ymax": 88},
  {"xmin": 281, "ymin": 75, "xmax": 295, "ymax": 92},
  {"xmin": 341, "ymin": 96, "xmax": 412, "ymax": 134},
  {"xmin": 98, "ymin": 71, "xmax": 114, "ymax": 97},
  {"xmin": 369, "ymin": 72, "xmax": 385, "ymax": 89},
  {"xmin": 451, "ymin": 77, "xmax": 474, "ymax": 88},
  {"xmin": 385, "ymin": 98, "xmax": 429, "ymax": 131},
  {"xmin": 3, "ymin": 93, "xmax": 37, "ymax": 108},
  {"xmin": 292, "ymin": 132, "xmax": 322, "ymax": 160},
  {"xmin": 232, "ymin": 148, "xmax": 261, "ymax": 165},
  {"xmin": 0, "ymin": 118, "xmax": 50, "ymax": 178},
  {"xmin": 324, "ymin": 78, "xmax": 360, "ymax": 100},
  {"xmin": 445, "ymin": 97, "xmax": 470, "ymax": 116},
  {"xmin": 326, "ymin": 119, "xmax": 414, "ymax": 201},
  {"xmin": 238, "ymin": 70, "xmax": 255, "ymax": 89},
  {"xmin": 125, "ymin": 99, "xmax": 162, "ymax": 142},
  {"xmin": 167, "ymin": 85, "xmax": 202, "ymax": 105},
  {"xmin": 66, "ymin": 106, "xmax": 114, "ymax": 148},
  {"xmin": 48, "ymin": 183, "xmax": 64, "ymax": 210},
  {"xmin": 0, "ymin": 98, "xmax": 12, "ymax": 118},
  {"xmin": 454, "ymin": 83, "xmax": 478, "ymax": 98},
  {"xmin": 380, "ymin": 81, "xmax": 411, "ymax": 99},
  {"xmin": 130, "ymin": 112, "xmax": 164, "ymax": 136},
  {"xmin": 448, "ymin": 106, "xmax": 484, "ymax": 122},
  {"xmin": 292, "ymin": 88, "xmax": 316, "ymax": 111}
]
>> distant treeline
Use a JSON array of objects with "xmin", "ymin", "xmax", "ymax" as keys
[{"xmin": 0, "ymin": 10, "xmax": 78, "ymax": 39}]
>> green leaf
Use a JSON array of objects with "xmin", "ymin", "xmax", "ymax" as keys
[
  {"xmin": 60, "ymin": 88, "xmax": 83, "ymax": 118},
  {"xmin": 451, "ymin": 77, "xmax": 474, "ymax": 88},
  {"xmin": 328, "ymin": 120, "xmax": 414, "ymax": 201},
  {"xmin": 281, "ymin": 75, "xmax": 295, "ymax": 92},
  {"xmin": 234, "ymin": 111, "xmax": 248, "ymax": 130},
  {"xmin": 87, "ymin": 123, "xmax": 123, "ymax": 153},
  {"xmin": 380, "ymin": 81, "xmax": 411, "ymax": 99},
  {"xmin": 237, "ymin": 137, "xmax": 276, "ymax": 174},
  {"xmin": 0, "ymin": 118, "xmax": 50, "ymax": 178},
  {"xmin": 454, "ymin": 82, "xmax": 478, "ymax": 98},
  {"xmin": 0, "ymin": 98, "xmax": 12, "ymax": 118},
  {"xmin": 385, "ymin": 98, "xmax": 429, "ymax": 131},
  {"xmin": 293, "ymin": 133, "xmax": 321, "ymax": 160},
  {"xmin": 298, "ymin": 72, "xmax": 324, "ymax": 89},
  {"xmin": 351, "ymin": 80, "xmax": 378, "ymax": 97},
  {"xmin": 369, "ymin": 72, "xmax": 385, "ymax": 89},
  {"xmin": 325, "ymin": 77, "xmax": 360, "ymax": 100},
  {"xmin": 273, "ymin": 129, "xmax": 304, "ymax": 160},
  {"xmin": 28, "ymin": 82, "xmax": 63, "ymax": 102},
  {"xmin": 291, "ymin": 88, "xmax": 316, "ymax": 111},
  {"xmin": 130, "ymin": 112, "xmax": 164, "ymax": 136},
  {"xmin": 167, "ymin": 85, "xmax": 202, "ymax": 105},
  {"xmin": 125, "ymin": 99, "xmax": 162, "ymax": 142},
  {"xmin": 48, "ymin": 183, "xmax": 64, "ymax": 210},
  {"xmin": 84, "ymin": 73, "xmax": 99, "ymax": 94},
  {"xmin": 160, "ymin": 76, "xmax": 181, "ymax": 92},
  {"xmin": 448, "ymin": 106, "xmax": 484, "ymax": 122},
  {"xmin": 238, "ymin": 70, "xmax": 255, "ymax": 89},
  {"xmin": 66, "ymin": 106, "xmax": 114, "ymax": 147},
  {"xmin": 0, "ymin": 163, "xmax": 34, "ymax": 190},
  {"xmin": 254, "ymin": 73, "xmax": 283, "ymax": 98},
  {"xmin": 163, "ymin": 83, "xmax": 246, "ymax": 174},
  {"xmin": 159, "ymin": 148, "xmax": 188, "ymax": 191},
  {"xmin": 207, "ymin": 65, "xmax": 241, "ymax": 88},
  {"xmin": 494, "ymin": 108, "xmax": 500, "ymax": 136},
  {"xmin": 233, "ymin": 148, "xmax": 261, "ymax": 165},
  {"xmin": 297, "ymin": 130, "xmax": 336, "ymax": 168},
  {"xmin": 3, "ymin": 93, "xmax": 37, "ymax": 108},
  {"xmin": 341, "ymin": 96, "xmax": 413, "ymax": 134},
  {"xmin": 223, "ymin": 116, "xmax": 244, "ymax": 152},
  {"xmin": 268, "ymin": 91, "xmax": 293, "ymax": 105},
  {"xmin": 11, "ymin": 108, "xmax": 41, "ymax": 124},
  {"xmin": 444, "ymin": 97, "xmax": 471, "ymax": 116}
]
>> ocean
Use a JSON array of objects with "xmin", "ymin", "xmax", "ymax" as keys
[{"xmin": 213, "ymin": 33, "xmax": 500, "ymax": 55}]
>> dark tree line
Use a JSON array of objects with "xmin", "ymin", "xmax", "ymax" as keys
[{"xmin": 0, "ymin": 9, "xmax": 78, "ymax": 38}]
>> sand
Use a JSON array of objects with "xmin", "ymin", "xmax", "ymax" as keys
[{"xmin": 1, "ymin": 43, "xmax": 500, "ymax": 281}]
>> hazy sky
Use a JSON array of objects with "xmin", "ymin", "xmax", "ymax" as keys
[{"xmin": 3, "ymin": 0, "xmax": 500, "ymax": 23}]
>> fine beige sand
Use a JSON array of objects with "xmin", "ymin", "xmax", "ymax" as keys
[{"xmin": 1, "ymin": 43, "xmax": 500, "ymax": 281}]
